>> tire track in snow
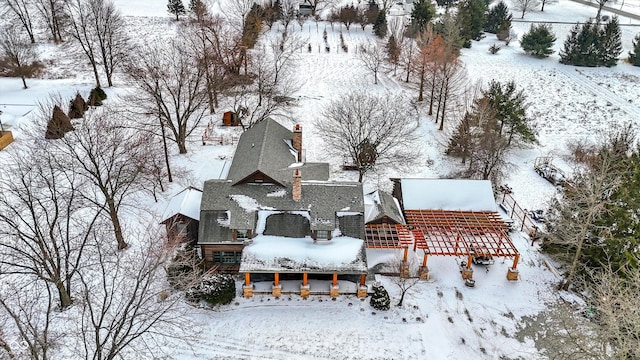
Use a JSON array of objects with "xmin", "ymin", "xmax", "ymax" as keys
[{"xmin": 557, "ymin": 66, "xmax": 640, "ymax": 121}]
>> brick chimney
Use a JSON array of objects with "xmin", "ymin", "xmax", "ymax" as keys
[
  {"xmin": 292, "ymin": 169, "xmax": 302, "ymax": 201},
  {"xmin": 292, "ymin": 124, "xmax": 302, "ymax": 162}
]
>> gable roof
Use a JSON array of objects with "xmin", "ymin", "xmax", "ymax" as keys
[
  {"xmin": 364, "ymin": 190, "xmax": 405, "ymax": 224},
  {"xmin": 161, "ymin": 186, "xmax": 203, "ymax": 223},
  {"xmin": 200, "ymin": 179, "xmax": 364, "ymax": 232},
  {"xmin": 226, "ymin": 118, "xmax": 296, "ymax": 186},
  {"xmin": 397, "ymin": 179, "xmax": 497, "ymax": 212}
]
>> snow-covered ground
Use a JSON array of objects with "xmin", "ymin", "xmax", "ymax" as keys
[{"xmin": 1, "ymin": 0, "xmax": 639, "ymax": 358}]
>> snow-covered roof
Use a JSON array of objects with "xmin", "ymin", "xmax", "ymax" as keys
[
  {"xmin": 398, "ymin": 179, "xmax": 497, "ymax": 212},
  {"xmin": 239, "ymin": 235, "xmax": 367, "ymax": 273},
  {"xmin": 363, "ymin": 190, "xmax": 405, "ymax": 224},
  {"xmin": 161, "ymin": 187, "xmax": 203, "ymax": 222}
]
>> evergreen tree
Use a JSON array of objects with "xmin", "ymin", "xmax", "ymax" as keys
[
  {"xmin": 457, "ymin": 0, "xmax": 488, "ymax": 48},
  {"xmin": 484, "ymin": 1, "xmax": 512, "ymax": 34},
  {"xmin": 373, "ymin": 10, "xmax": 387, "ymax": 38},
  {"xmin": 630, "ymin": 33, "xmax": 640, "ymax": 66},
  {"xmin": 434, "ymin": 11, "xmax": 464, "ymax": 50},
  {"xmin": 560, "ymin": 21, "xmax": 600, "ymax": 66},
  {"xmin": 386, "ymin": 33, "xmax": 401, "ymax": 66},
  {"xmin": 600, "ymin": 16, "xmax": 622, "ymax": 67},
  {"xmin": 242, "ymin": 3, "xmax": 264, "ymax": 49},
  {"xmin": 410, "ymin": 0, "xmax": 436, "ymax": 35},
  {"xmin": 485, "ymin": 80, "xmax": 535, "ymax": 146},
  {"xmin": 521, "ymin": 24, "xmax": 556, "ymax": 57},
  {"xmin": 370, "ymin": 283, "xmax": 390, "ymax": 311},
  {"xmin": 167, "ymin": 0, "xmax": 186, "ymax": 21},
  {"xmin": 446, "ymin": 111, "xmax": 474, "ymax": 164},
  {"xmin": 189, "ymin": 0, "xmax": 208, "ymax": 21}
]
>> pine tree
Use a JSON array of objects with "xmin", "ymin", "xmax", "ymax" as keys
[
  {"xmin": 484, "ymin": 1, "xmax": 512, "ymax": 34},
  {"xmin": 168, "ymin": 0, "xmax": 186, "ymax": 21},
  {"xmin": 373, "ymin": 10, "xmax": 387, "ymax": 38},
  {"xmin": 600, "ymin": 16, "xmax": 622, "ymax": 67},
  {"xmin": 560, "ymin": 21, "xmax": 600, "ymax": 66},
  {"xmin": 521, "ymin": 24, "xmax": 556, "ymax": 57},
  {"xmin": 457, "ymin": 0, "xmax": 488, "ymax": 48},
  {"xmin": 410, "ymin": 0, "xmax": 436, "ymax": 35},
  {"xmin": 386, "ymin": 34, "xmax": 400, "ymax": 66},
  {"xmin": 446, "ymin": 111, "xmax": 474, "ymax": 164},
  {"xmin": 370, "ymin": 283, "xmax": 390, "ymax": 311},
  {"xmin": 630, "ymin": 33, "xmax": 640, "ymax": 66},
  {"xmin": 485, "ymin": 80, "xmax": 535, "ymax": 146}
]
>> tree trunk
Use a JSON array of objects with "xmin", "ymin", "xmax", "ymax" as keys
[
  {"xmin": 418, "ymin": 69, "xmax": 425, "ymax": 102},
  {"xmin": 397, "ymin": 290, "xmax": 406, "ymax": 307},
  {"xmin": 91, "ymin": 60, "xmax": 101, "ymax": 88},
  {"xmin": 21, "ymin": 75, "xmax": 27, "ymax": 89},
  {"xmin": 178, "ymin": 140, "xmax": 187, "ymax": 154},
  {"xmin": 107, "ymin": 198, "xmax": 128, "ymax": 250},
  {"xmin": 439, "ymin": 88, "xmax": 448, "ymax": 131},
  {"xmin": 160, "ymin": 118, "xmax": 173, "ymax": 182},
  {"xmin": 54, "ymin": 279, "xmax": 72, "ymax": 308}
]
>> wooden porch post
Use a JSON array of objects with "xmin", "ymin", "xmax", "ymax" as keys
[
  {"xmin": 303, "ymin": 272, "xmax": 308, "ymax": 286},
  {"xmin": 245, "ymin": 272, "xmax": 250, "ymax": 286},
  {"xmin": 512, "ymin": 254, "xmax": 520, "ymax": 270},
  {"xmin": 403, "ymin": 247, "xmax": 408, "ymax": 262},
  {"xmin": 359, "ymin": 274, "xmax": 366, "ymax": 286},
  {"xmin": 422, "ymin": 253, "xmax": 428, "ymax": 267},
  {"xmin": 467, "ymin": 255, "xmax": 473, "ymax": 269},
  {"xmin": 332, "ymin": 273, "xmax": 337, "ymax": 287},
  {"xmin": 274, "ymin": 272, "xmax": 279, "ymax": 287}
]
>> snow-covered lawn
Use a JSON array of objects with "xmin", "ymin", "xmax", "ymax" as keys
[{"xmin": 1, "ymin": 0, "xmax": 639, "ymax": 358}]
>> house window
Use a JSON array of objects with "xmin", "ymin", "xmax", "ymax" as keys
[
  {"xmin": 235, "ymin": 229, "xmax": 250, "ymax": 240},
  {"xmin": 175, "ymin": 223, "xmax": 187, "ymax": 236},
  {"xmin": 316, "ymin": 230, "xmax": 330, "ymax": 240},
  {"xmin": 212, "ymin": 251, "xmax": 242, "ymax": 265}
]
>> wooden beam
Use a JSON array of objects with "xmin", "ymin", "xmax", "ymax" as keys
[
  {"xmin": 467, "ymin": 255, "xmax": 473, "ymax": 269},
  {"xmin": 422, "ymin": 253, "xmax": 428, "ymax": 267},
  {"xmin": 403, "ymin": 247, "xmax": 408, "ymax": 262},
  {"xmin": 332, "ymin": 273, "xmax": 337, "ymax": 287},
  {"xmin": 512, "ymin": 254, "xmax": 520, "ymax": 270},
  {"xmin": 245, "ymin": 272, "xmax": 250, "ymax": 286},
  {"xmin": 360, "ymin": 274, "xmax": 366, "ymax": 286},
  {"xmin": 303, "ymin": 272, "xmax": 308, "ymax": 286},
  {"xmin": 274, "ymin": 272, "xmax": 279, "ymax": 287}
]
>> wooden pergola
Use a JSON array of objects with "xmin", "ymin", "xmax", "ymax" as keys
[{"xmin": 404, "ymin": 210, "xmax": 520, "ymax": 272}]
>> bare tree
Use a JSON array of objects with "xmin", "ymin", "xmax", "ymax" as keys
[
  {"xmin": 317, "ymin": 92, "xmax": 421, "ymax": 182},
  {"xmin": 513, "ymin": 0, "xmax": 540, "ymax": 18},
  {"xmin": 595, "ymin": 0, "xmax": 610, "ymax": 21},
  {"xmin": 75, "ymin": 229, "xmax": 189, "ymax": 360},
  {"xmin": 546, "ymin": 146, "xmax": 624, "ymax": 290},
  {"xmin": 127, "ymin": 40, "xmax": 208, "ymax": 154},
  {"xmin": 389, "ymin": 251, "xmax": 420, "ymax": 307},
  {"xmin": 0, "ymin": 0, "xmax": 36, "ymax": 43},
  {"xmin": 66, "ymin": 0, "xmax": 102, "ymax": 87},
  {"xmin": 0, "ymin": 24, "xmax": 38, "ymax": 89},
  {"xmin": 433, "ymin": 52, "xmax": 466, "ymax": 130},
  {"xmin": 50, "ymin": 108, "xmax": 162, "ymax": 250},
  {"xmin": 0, "ymin": 279, "xmax": 56, "ymax": 360},
  {"xmin": 66, "ymin": 0, "xmax": 129, "ymax": 87},
  {"xmin": 33, "ymin": 0, "xmax": 65, "ymax": 43},
  {"xmin": 0, "ymin": 142, "xmax": 101, "ymax": 308},
  {"xmin": 358, "ymin": 41, "xmax": 386, "ymax": 84},
  {"xmin": 228, "ymin": 29, "xmax": 303, "ymax": 129},
  {"xmin": 305, "ymin": 0, "xmax": 338, "ymax": 16}
]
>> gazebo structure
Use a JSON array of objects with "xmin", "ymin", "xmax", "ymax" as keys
[{"xmin": 392, "ymin": 178, "xmax": 521, "ymax": 281}]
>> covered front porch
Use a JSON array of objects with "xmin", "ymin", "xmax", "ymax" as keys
[{"xmin": 242, "ymin": 272, "xmax": 368, "ymax": 299}]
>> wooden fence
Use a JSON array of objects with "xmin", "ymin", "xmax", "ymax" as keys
[{"xmin": 498, "ymin": 192, "xmax": 540, "ymax": 245}]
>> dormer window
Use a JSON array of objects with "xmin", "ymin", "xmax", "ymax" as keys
[
  {"xmin": 235, "ymin": 229, "xmax": 250, "ymax": 241},
  {"xmin": 315, "ymin": 230, "xmax": 331, "ymax": 240}
]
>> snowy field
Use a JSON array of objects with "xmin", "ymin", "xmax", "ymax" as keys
[{"xmin": 1, "ymin": 0, "xmax": 640, "ymax": 359}]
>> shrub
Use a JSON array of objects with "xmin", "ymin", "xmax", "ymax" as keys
[
  {"xmin": 370, "ymin": 282, "xmax": 390, "ymax": 311},
  {"xmin": 186, "ymin": 273, "xmax": 236, "ymax": 306},
  {"xmin": 88, "ymin": 87, "xmax": 107, "ymax": 106},
  {"xmin": 630, "ymin": 33, "xmax": 640, "ymax": 66},
  {"xmin": 521, "ymin": 24, "xmax": 556, "ymax": 57},
  {"xmin": 68, "ymin": 92, "xmax": 88, "ymax": 119},
  {"xmin": 166, "ymin": 247, "xmax": 203, "ymax": 290},
  {"xmin": 489, "ymin": 44, "xmax": 501, "ymax": 54},
  {"xmin": 45, "ymin": 105, "xmax": 73, "ymax": 139}
]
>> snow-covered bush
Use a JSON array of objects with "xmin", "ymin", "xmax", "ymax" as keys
[
  {"xmin": 370, "ymin": 282, "xmax": 390, "ymax": 311},
  {"xmin": 186, "ymin": 273, "xmax": 236, "ymax": 306}
]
